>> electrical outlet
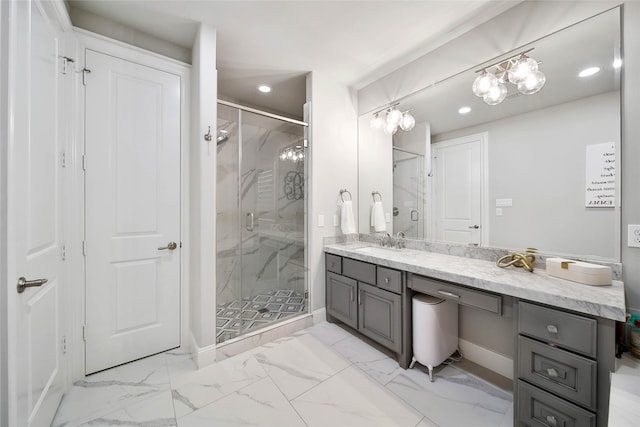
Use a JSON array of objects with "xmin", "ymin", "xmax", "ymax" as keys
[{"xmin": 628, "ymin": 224, "xmax": 640, "ymax": 248}]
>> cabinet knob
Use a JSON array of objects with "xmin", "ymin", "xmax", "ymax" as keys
[
  {"xmin": 546, "ymin": 415, "xmax": 558, "ymax": 426},
  {"xmin": 384, "ymin": 277, "xmax": 390, "ymax": 284},
  {"xmin": 547, "ymin": 368, "xmax": 558, "ymax": 378},
  {"xmin": 547, "ymin": 325, "xmax": 558, "ymax": 335}
]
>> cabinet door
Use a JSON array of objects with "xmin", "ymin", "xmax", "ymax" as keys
[
  {"xmin": 358, "ymin": 282, "xmax": 402, "ymax": 353},
  {"xmin": 327, "ymin": 272, "xmax": 358, "ymax": 329}
]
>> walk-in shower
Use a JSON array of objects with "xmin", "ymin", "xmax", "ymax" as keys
[
  {"xmin": 216, "ymin": 101, "xmax": 308, "ymax": 343},
  {"xmin": 393, "ymin": 147, "xmax": 424, "ymax": 239}
]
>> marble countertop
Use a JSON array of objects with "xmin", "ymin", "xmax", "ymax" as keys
[
  {"xmin": 324, "ymin": 242, "xmax": 626, "ymax": 322},
  {"xmin": 609, "ymin": 354, "xmax": 640, "ymax": 426}
]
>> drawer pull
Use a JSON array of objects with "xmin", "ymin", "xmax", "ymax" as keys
[
  {"xmin": 547, "ymin": 325, "xmax": 558, "ymax": 335},
  {"xmin": 350, "ymin": 288, "xmax": 354, "ymax": 302},
  {"xmin": 547, "ymin": 368, "xmax": 559, "ymax": 378},
  {"xmin": 437, "ymin": 290, "xmax": 460, "ymax": 299},
  {"xmin": 546, "ymin": 415, "xmax": 558, "ymax": 426},
  {"xmin": 384, "ymin": 277, "xmax": 390, "ymax": 284}
]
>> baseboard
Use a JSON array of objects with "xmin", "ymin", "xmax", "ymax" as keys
[
  {"xmin": 190, "ymin": 332, "xmax": 217, "ymax": 369},
  {"xmin": 458, "ymin": 338, "xmax": 513, "ymax": 380},
  {"xmin": 312, "ymin": 307, "xmax": 326, "ymax": 324}
]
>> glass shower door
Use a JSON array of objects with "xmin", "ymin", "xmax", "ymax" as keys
[
  {"xmin": 216, "ymin": 102, "xmax": 308, "ymax": 344},
  {"xmin": 239, "ymin": 110, "xmax": 307, "ymax": 335}
]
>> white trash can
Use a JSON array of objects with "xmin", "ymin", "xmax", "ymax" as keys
[{"xmin": 411, "ymin": 294, "xmax": 458, "ymax": 382}]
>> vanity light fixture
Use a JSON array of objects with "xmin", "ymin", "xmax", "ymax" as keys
[
  {"xmin": 579, "ymin": 66, "xmax": 600, "ymax": 77},
  {"xmin": 279, "ymin": 144, "xmax": 304, "ymax": 162},
  {"xmin": 472, "ymin": 48, "xmax": 546, "ymax": 105},
  {"xmin": 370, "ymin": 103, "xmax": 416, "ymax": 134}
]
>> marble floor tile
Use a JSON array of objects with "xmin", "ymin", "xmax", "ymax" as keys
[
  {"xmin": 75, "ymin": 390, "xmax": 176, "ymax": 427},
  {"xmin": 386, "ymin": 364, "xmax": 513, "ymax": 427},
  {"xmin": 303, "ymin": 320, "xmax": 357, "ymax": 346},
  {"xmin": 292, "ymin": 365, "xmax": 423, "ymax": 427},
  {"xmin": 52, "ymin": 354, "xmax": 171, "ymax": 427},
  {"xmin": 177, "ymin": 377, "xmax": 306, "ymax": 427},
  {"xmin": 329, "ymin": 331, "xmax": 403, "ymax": 385},
  {"xmin": 169, "ymin": 351, "xmax": 268, "ymax": 418},
  {"xmin": 252, "ymin": 333, "xmax": 350, "ymax": 400}
]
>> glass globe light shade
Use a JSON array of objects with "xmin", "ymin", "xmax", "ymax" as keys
[
  {"xmin": 386, "ymin": 108, "xmax": 403, "ymax": 126},
  {"xmin": 287, "ymin": 150, "xmax": 293, "ymax": 158},
  {"xmin": 297, "ymin": 152, "xmax": 304, "ymax": 160},
  {"xmin": 370, "ymin": 113, "xmax": 385, "ymax": 130},
  {"xmin": 280, "ymin": 152, "xmax": 287, "ymax": 160},
  {"xmin": 399, "ymin": 112, "xmax": 416, "ymax": 131},
  {"xmin": 517, "ymin": 70, "xmax": 546, "ymax": 95},
  {"xmin": 508, "ymin": 57, "xmax": 538, "ymax": 84},
  {"xmin": 483, "ymin": 83, "xmax": 508, "ymax": 105},
  {"xmin": 472, "ymin": 71, "xmax": 498, "ymax": 97},
  {"xmin": 383, "ymin": 120, "xmax": 398, "ymax": 135}
]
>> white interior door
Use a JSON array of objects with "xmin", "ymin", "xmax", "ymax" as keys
[
  {"xmin": 432, "ymin": 133, "xmax": 486, "ymax": 246},
  {"xmin": 84, "ymin": 49, "xmax": 181, "ymax": 374},
  {"xmin": 6, "ymin": 1, "xmax": 69, "ymax": 425}
]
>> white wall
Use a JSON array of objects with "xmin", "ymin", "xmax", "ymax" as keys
[
  {"xmin": 621, "ymin": 2, "xmax": 640, "ymax": 311},
  {"xmin": 308, "ymin": 72, "xmax": 358, "ymax": 313},
  {"xmin": 68, "ymin": 6, "xmax": 191, "ymax": 63},
  {"xmin": 0, "ymin": 0, "xmax": 9, "ymax": 422},
  {"xmin": 189, "ymin": 24, "xmax": 217, "ymax": 365},
  {"xmin": 435, "ymin": 92, "xmax": 619, "ymax": 259}
]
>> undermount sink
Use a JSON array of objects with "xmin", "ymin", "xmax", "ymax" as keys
[{"xmin": 356, "ymin": 246, "xmax": 403, "ymax": 256}]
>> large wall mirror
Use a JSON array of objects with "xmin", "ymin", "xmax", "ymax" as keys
[{"xmin": 357, "ymin": 7, "xmax": 621, "ymax": 261}]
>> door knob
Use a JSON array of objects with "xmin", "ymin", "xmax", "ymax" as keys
[
  {"xmin": 17, "ymin": 277, "xmax": 48, "ymax": 293},
  {"xmin": 468, "ymin": 224, "xmax": 480, "ymax": 229},
  {"xmin": 158, "ymin": 242, "xmax": 177, "ymax": 251}
]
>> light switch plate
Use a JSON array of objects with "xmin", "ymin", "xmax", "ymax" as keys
[
  {"xmin": 496, "ymin": 198, "xmax": 513, "ymax": 207},
  {"xmin": 318, "ymin": 214, "xmax": 325, "ymax": 228},
  {"xmin": 628, "ymin": 224, "xmax": 640, "ymax": 248},
  {"xmin": 333, "ymin": 215, "xmax": 339, "ymax": 227},
  {"xmin": 496, "ymin": 208, "xmax": 503, "ymax": 216}
]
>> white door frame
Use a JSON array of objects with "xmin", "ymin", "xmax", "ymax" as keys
[
  {"xmin": 67, "ymin": 29, "xmax": 191, "ymax": 382},
  {"xmin": 428, "ymin": 132, "xmax": 490, "ymax": 246}
]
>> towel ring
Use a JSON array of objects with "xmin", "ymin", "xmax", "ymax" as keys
[
  {"xmin": 372, "ymin": 191, "xmax": 382, "ymax": 202},
  {"xmin": 340, "ymin": 189, "xmax": 352, "ymax": 202}
]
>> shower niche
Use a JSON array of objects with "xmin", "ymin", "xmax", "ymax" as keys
[{"xmin": 216, "ymin": 102, "xmax": 309, "ymax": 343}]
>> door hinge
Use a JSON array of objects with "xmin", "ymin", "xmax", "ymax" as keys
[
  {"xmin": 82, "ymin": 154, "xmax": 86, "ymax": 171},
  {"xmin": 60, "ymin": 244, "xmax": 66, "ymax": 261},
  {"xmin": 82, "ymin": 68, "xmax": 91, "ymax": 86},
  {"xmin": 62, "ymin": 335, "xmax": 67, "ymax": 354},
  {"xmin": 59, "ymin": 150, "xmax": 66, "ymax": 168},
  {"xmin": 304, "ymin": 290, "xmax": 309, "ymax": 300},
  {"xmin": 82, "ymin": 240, "xmax": 86, "ymax": 256},
  {"xmin": 82, "ymin": 325, "xmax": 87, "ymax": 341},
  {"xmin": 61, "ymin": 56, "xmax": 75, "ymax": 75}
]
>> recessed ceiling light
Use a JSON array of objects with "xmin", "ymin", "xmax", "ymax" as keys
[
  {"xmin": 613, "ymin": 59, "xmax": 622, "ymax": 69},
  {"xmin": 257, "ymin": 84, "xmax": 272, "ymax": 93},
  {"xmin": 458, "ymin": 106, "xmax": 471, "ymax": 114},
  {"xmin": 579, "ymin": 67, "xmax": 600, "ymax": 78}
]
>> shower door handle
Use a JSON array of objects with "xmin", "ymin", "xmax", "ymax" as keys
[{"xmin": 246, "ymin": 212, "xmax": 254, "ymax": 231}]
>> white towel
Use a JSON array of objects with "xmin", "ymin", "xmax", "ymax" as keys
[
  {"xmin": 371, "ymin": 201, "xmax": 386, "ymax": 232},
  {"xmin": 340, "ymin": 200, "xmax": 356, "ymax": 234}
]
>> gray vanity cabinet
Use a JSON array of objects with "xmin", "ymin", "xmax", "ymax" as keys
[
  {"xmin": 515, "ymin": 301, "xmax": 614, "ymax": 427},
  {"xmin": 325, "ymin": 254, "xmax": 403, "ymax": 355}
]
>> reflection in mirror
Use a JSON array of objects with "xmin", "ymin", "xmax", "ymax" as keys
[{"xmin": 358, "ymin": 7, "xmax": 621, "ymax": 261}]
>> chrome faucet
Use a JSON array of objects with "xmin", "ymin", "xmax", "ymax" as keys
[
  {"xmin": 395, "ymin": 232, "xmax": 405, "ymax": 249},
  {"xmin": 380, "ymin": 232, "xmax": 393, "ymax": 247}
]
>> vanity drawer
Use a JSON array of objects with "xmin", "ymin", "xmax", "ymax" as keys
[
  {"xmin": 517, "ymin": 380, "xmax": 595, "ymax": 427},
  {"xmin": 326, "ymin": 254, "xmax": 342, "ymax": 274},
  {"xmin": 409, "ymin": 274, "xmax": 502, "ymax": 315},
  {"xmin": 519, "ymin": 302, "xmax": 597, "ymax": 358},
  {"xmin": 377, "ymin": 266, "xmax": 402, "ymax": 294},
  {"xmin": 342, "ymin": 258, "xmax": 377, "ymax": 284},
  {"xmin": 518, "ymin": 336, "xmax": 596, "ymax": 410}
]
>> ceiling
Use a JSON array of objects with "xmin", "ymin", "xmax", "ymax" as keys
[{"xmin": 67, "ymin": 0, "xmax": 521, "ymax": 119}]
